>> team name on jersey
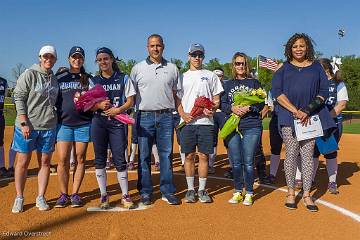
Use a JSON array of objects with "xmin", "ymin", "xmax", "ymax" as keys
[
  {"xmin": 59, "ymin": 81, "xmax": 82, "ymax": 90},
  {"xmin": 102, "ymin": 83, "xmax": 123, "ymax": 91},
  {"xmin": 227, "ymin": 85, "xmax": 250, "ymax": 99}
]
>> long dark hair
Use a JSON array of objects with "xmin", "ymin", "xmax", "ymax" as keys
[
  {"xmin": 79, "ymin": 66, "xmax": 90, "ymax": 90},
  {"xmin": 284, "ymin": 33, "xmax": 315, "ymax": 62},
  {"xmin": 319, "ymin": 58, "xmax": 342, "ymax": 83}
]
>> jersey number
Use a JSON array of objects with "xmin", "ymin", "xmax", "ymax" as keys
[{"xmin": 113, "ymin": 97, "xmax": 120, "ymax": 107}]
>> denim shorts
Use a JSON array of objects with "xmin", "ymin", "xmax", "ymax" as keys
[
  {"xmin": 180, "ymin": 124, "xmax": 214, "ymax": 154},
  {"xmin": 57, "ymin": 123, "xmax": 91, "ymax": 142},
  {"xmin": 12, "ymin": 127, "xmax": 56, "ymax": 153}
]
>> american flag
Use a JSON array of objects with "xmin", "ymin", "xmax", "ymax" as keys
[{"xmin": 258, "ymin": 55, "xmax": 278, "ymax": 71}]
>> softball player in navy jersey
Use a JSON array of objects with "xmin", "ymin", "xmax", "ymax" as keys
[
  {"xmin": 0, "ymin": 77, "xmax": 8, "ymax": 178},
  {"xmin": 54, "ymin": 46, "xmax": 92, "ymax": 208},
  {"xmin": 91, "ymin": 47, "xmax": 136, "ymax": 209}
]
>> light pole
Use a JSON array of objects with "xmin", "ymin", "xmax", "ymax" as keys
[{"xmin": 338, "ymin": 28, "xmax": 345, "ymax": 56}]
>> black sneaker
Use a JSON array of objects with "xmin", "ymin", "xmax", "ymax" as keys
[
  {"xmin": 208, "ymin": 166, "xmax": 215, "ymax": 174},
  {"xmin": 0, "ymin": 167, "xmax": 9, "ymax": 178},
  {"xmin": 328, "ymin": 182, "xmax": 339, "ymax": 194},
  {"xmin": 140, "ymin": 195, "xmax": 152, "ymax": 206},
  {"xmin": 161, "ymin": 194, "xmax": 180, "ymax": 205},
  {"xmin": 7, "ymin": 167, "xmax": 15, "ymax": 177},
  {"xmin": 185, "ymin": 190, "xmax": 197, "ymax": 203},
  {"xmin": 259, "ymin": 176, "xmax": 271, "ymax": 185},
  {"xmin": 268, "ymin": 174, "xmax": 276, "ymax": 184},
  {"xmin": 224, "ymin": 169, "xmax": 233, "ymax": 179}
]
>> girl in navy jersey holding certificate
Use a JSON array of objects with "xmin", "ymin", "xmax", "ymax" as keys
[{"xmin": 91, "ymin": 47, "xmax": 136, "ymax": 209}]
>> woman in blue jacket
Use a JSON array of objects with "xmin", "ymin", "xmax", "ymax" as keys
[{"xmin": 272, "ymin": 33, "xmax": 336, "ymax": 212}]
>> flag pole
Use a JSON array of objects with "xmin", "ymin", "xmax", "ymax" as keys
[{"xmin": 256, "ymin": 55, "xmax": 259, "ymax": 79}]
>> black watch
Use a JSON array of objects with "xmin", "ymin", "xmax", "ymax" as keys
[{"xmin": 20, "ymin": 121, "xmax": 27, "ymax": 127}]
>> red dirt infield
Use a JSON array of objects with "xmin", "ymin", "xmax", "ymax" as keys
[{"xmin": 0, "ymin": 126, "xmax": 359, "ymax": 240}]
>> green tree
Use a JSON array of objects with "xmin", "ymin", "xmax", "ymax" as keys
[
  {"xmin": 117, "ymin": 59, "xmax": 137, "ymax": 75},
  {"xmin": 223, "ymin": 63, "xmax": 232, "ymax": 79},
  {"xmin": 170, "ymin": 58, "xmax": 183, "ymax": 70},
  {"xmin": 181, "ymin": 61, "xmax": 190, "ymax": 73},
  {"xmin": 340, "ymin": 55, "xmax": 360, "ymax": 110},
  {"xmin": 205, "ymin": 58, "xmax": 222, "ymax": 71}
]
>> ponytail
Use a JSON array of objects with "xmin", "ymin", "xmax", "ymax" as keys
[{"xmin": 79, "ymin": 66, "xmax": 90, "ymax": 90}]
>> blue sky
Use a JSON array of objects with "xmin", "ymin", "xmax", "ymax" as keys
[{"xmin": 0, "ymin": 0, "xmax": 359, "ymax": 84}]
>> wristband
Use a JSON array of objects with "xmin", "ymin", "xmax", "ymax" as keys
[{"xmin": 303, "ymin": 96, "xmax": 324, "ymax": 115}]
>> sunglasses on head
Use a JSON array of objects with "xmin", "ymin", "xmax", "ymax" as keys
[
  {"xmin": 190, "ymin": 53, "xmax": 204, "ymax": 58},
  {"xmin": 234, "ymin": 61, "xmax": 245, "ymax": 66}
]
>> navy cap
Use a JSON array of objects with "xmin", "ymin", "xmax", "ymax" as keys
[
  {"xmin": 69, "ymin": 46, "xmax": 85, "ymax": 58},
  {"xmin": 96, "ymin": 47, "xmax": 114, "ymax": 57}
]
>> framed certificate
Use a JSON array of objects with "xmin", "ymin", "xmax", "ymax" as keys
[{"xmin": 294, "ymin": 115, "xmax": 324, "ymax": 141}]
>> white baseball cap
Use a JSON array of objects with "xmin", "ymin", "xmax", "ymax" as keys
[{"xmin": 39, "ymin": 45, "xmax": 57, "ymax": 58}]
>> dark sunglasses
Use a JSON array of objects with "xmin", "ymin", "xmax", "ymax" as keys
[
  {"xmin": 190, "ymin": 53, "xmax": 204, "ymax": 58},
  {"xmin": 234, "ymin": 61, "xmax": 245, "ymax": 66}
]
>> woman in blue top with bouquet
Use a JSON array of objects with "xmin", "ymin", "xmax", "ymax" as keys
[
  {"xmin": 271, "ymin": 33, "xmax": 336, "ymax": 212},
  {"xmin": 221, "ymin": 52, "xmax": 265, "ymax": 206}
]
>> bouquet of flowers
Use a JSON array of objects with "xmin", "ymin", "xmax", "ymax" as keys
[
  {"xmin": 74, "ymin": 84, "xmax": 135, "ymax": 125},
  {"xmin": 220, "ymin": 87, "xmax": 267, "ymax": 139},
  {"xmin": 177, "ymin": 96, "xmax": 215, "ymax": 129}
]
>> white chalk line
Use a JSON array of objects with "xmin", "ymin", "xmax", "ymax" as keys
[{"xmin": 1, "ymin": 170, "xmax": 359, "ymax": 222}]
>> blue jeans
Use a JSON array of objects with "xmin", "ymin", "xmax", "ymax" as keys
[
  {"xmin": 136, "ymin": 111, "xmax": 176, "ymax": 196},
  {"xmin": 227, "ymin": 127, "xmax": 261, "ymax": 194}
]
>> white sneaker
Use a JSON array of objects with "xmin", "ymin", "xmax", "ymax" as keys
[
  {"xmin": 243, "ymin": 193, "xmax": 253, "ymax": 206},
  {"xmin": 36, "ymin": 196, "xmax": 50, "ymax": 211},
  {"xmin": 12, "ymin": 196, "xmax": 24, "ymax": 213}
]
